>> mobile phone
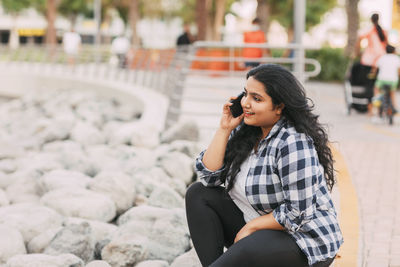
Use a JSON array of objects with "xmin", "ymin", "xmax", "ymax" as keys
[{"xmin": 229, "ymin": 92, "xmax": 244, "ymax": 117}]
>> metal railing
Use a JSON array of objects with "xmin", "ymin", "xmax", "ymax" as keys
[{"xmin": 0, "ymin": 45, "xmax": 176, "ymax": 92}]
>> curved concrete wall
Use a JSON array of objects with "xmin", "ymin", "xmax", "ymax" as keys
[{"xmin": 0, "ymin": 70, "xmax": 168, "ymax": 132}]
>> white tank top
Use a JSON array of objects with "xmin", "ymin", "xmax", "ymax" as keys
[{"xmin": 228, "ymin": 151, "xmax": 261, "ymax": 223}]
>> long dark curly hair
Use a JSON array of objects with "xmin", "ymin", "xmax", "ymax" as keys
[{"xmin": 221, "ymin": 64, "xmax": 335, "ymax": 192}]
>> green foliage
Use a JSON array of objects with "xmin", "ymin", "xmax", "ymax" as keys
[
  {"xmin": 58, "ymin": 0, "xmax": 91, "ymax": 21},
  {"xmin": 1, "ymin": 0, "xmax": 31, "ymax": 14},
  {"xmin": 176, "ymin": 0, "xmax": 238, "ymax": 24},
  {"xmin": 270, "ymin": 0, "xmax": 337, "ymax": 31},
  {"xmin": 306, "ymin": 47, "xmax": 350, "ymax": 81},
  {"xmin": 30, "ymin": 0, "xmax": 46, "ymax": 14}
]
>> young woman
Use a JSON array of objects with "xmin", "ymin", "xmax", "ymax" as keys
[{"xmin": 185, "ymin": 64, "xmax": 343, "ymax": 267}]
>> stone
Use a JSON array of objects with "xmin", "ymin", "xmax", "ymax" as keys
[
  {"xmin": 38, "ymin": 169, "xmax": 92, "ymax": 194},
  {"xmin": 6, "ymin": 253, "xmax": 84, "ymax": 267},
  {"xmin": 135, "ymin": 260, "xmax": 169, "ymax": 267},
  {"xmin": 0, "ymin": 225, "xmax": 26, "ymax": 265},
  {"xmin": 147, "ymin": 185, "xmax": 184, "ymax": 209},
  {"xmin": 0, "ymin": 203, "xmax": 63, "ymax": 243},
  {"xmin": 160, "ymin": 121, "xmax": 199, "ymax": 143},
  {"xmin": 170, "ymin": 248, "xmax": 202, "ymax": 267},
  {"xmin": 70, "ymin": 121, "xmax": 106, "ymax": 146},
  {"xmin": 85, "ymin": 260, "xmax": 111, "ymax": 267},
  {"xmin": 44, "ymin": 222, "xmax": 95, "ymax": 263},
  {"xmin": 6, "ymin": 175, "xmax": 40, "ymax": 204},
  {"xmin": 110, "ymin": 206, "xmax": 190, "ymax": 264},
  {"xmin": 64, "ymin": 217, "xmax": 118, "ymax": 245},
  {"xmin": 157, "ymin": 151, "xmax": 194, "ymax": 185},
  {"xmin": 27, "ymin": 227, "xmax": 63, "ymax": 253},
  {"xmin": 40, "ymin": 188, "xmax": 116, "ymax": 222},
  {"xmin": 0, "ymin": 189, "xmax": 9, "ymax": 206},
  {"xmin": 88, "ymin": 171, "xmax": 136, "ymax": 214}
]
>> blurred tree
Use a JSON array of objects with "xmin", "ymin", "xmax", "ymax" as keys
[
  {"xmin": 256, "ymin": 0, "xmax": 271, "ymax": 34},
  {"xmin": 196, "ymin": 0, "xmax": 208, "ymax": 40},
  {"xmin": 256, "ymin": 0, "xmax": 337, "ymax": 40},
  {"xmin": 345, "ymin": 0, "xmax": 359, "ymax": 57},
  {"xmin": 45, "ymin": 0, "xmax": 57, "ymax": 45},
  {"xmin": 1, "ymin": 0, "xmax": 32, "ymax": 48},
  {"xmin": 58, "ymin": 0, "xmax": 90, "ymax": 28},
  {"xmin": 190, "ymin": 0, "xmax": 237, "ymax": 41}
]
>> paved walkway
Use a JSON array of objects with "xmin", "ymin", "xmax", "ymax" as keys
[{"xmin": 180, "ymin": 76, "xmax": 400, "ymax": 267}]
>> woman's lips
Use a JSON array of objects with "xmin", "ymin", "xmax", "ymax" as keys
[{"xmin": 244, "ymin": 111, "xmax": 255, "ymax": 117}]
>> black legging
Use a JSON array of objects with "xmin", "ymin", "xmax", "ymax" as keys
[{"xmin": 185, "ymin": 182, "xmax": 334, "ymax": 267}]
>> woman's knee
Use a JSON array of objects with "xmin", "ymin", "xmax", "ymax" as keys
[{"xmin": 185, "ymin": 181, "xmax": 206, "ymax": 205}]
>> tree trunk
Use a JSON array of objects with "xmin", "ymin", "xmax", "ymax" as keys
[
  {"xmin": 212, "ymin": 0, "xmax": 226, "ymax": 41},
  {"xmin": 9, "ymin": 15, "xmax": 19, "ymax": 49},
  {"xmin": 256, "ymin": 0, "xmax": 271, "ymax": 34},
  {"xmin": 196, "ymin": 0, "xmax": 208, "ymax": 40},
  {"xmin": 345, "ymin": 0, "xmax": 360, "ymax": 57},
  {"xmin": 129, "ymin": 0, "xmax": 140, "ymax": 46},
  {"xmin": 46, "ymin": 0, "xmax": 57, "ymax": 46}
]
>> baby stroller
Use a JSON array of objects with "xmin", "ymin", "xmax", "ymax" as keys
[{"xmin": 344, "ymin": 61, "xmax": 376, "ymax": 114}]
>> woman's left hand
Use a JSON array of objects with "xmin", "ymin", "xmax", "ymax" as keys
[{"xmin": 234, "ymin": 224, "xmax": 256, "ymax": 243}]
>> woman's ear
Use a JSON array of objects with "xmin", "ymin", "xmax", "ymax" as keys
[{"xmin": 276, "ymin": 103, "xmax": 285, "ymax": 114}]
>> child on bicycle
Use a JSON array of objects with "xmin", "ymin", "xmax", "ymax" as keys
[{"xmin": 371, "ymin": 44, "xmax": 400, "ymax": 114}]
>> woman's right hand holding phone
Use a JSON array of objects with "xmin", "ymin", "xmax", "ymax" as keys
[{"xmin": 220, "ymin": 95, "xmax": 244, "ymax": 132}]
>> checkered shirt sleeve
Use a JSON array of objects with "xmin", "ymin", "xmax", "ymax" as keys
[
  {"xmin": 195, "ymin": 150, "xmax": 226, "ymax": 187},
  {"xmin": 272, "ymin": 133, "xmax": 318, "ymax": 233}
]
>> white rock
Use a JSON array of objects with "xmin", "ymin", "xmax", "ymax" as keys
[
  {"xmin": 147, "ymin": 185, "xmax": 184, "ymax": 209},
  {"xmin": 42, "ymin": 140, "xmax": 83, "ymax": 154},
  {"xmin": 0, "ymin": 171, "xmax": 13, "ymax": 189},
  {"xmin": 160, "ymin": 121, "xmax": 199, "ymax": 143},
  {"xmin": 85, "ymin": 260, "xmax": 111, "ymax": 267},
  {"xmin": 170, "ymin": 248, "xmax": 201, "ymax": 267},
  {"xmin": 109, "ymin": 206, "xmax": 190, "ymax": 264},
  {"xmin": 0, "ymin": 189, "xmax": 9, "ymax": 206},
  {"xmin": 16, "ymin": 152, "xmax": 63, "ymax": 173},
  {"xmin": 70, "ymin": 121, "xmax": 106, "ymax": 146},
  {"xmin": 6, "ymin": 253, "xmax": 84, "ymax": 267},
  {"xmin": 64, "ymin": 217, "xmax": 118, "ymax": 244},
  {"xmin": 129, "ymin": 122, "xmax": 160, "ymax": 148},
  {"xmin": 0, "ymin": 203, "xmax": 63, "ymax": 243},
  {"xmin": 40, "ymin": 188, "xmax": 116, "ymax": 222},
  {"xmin": 58, "ymin": 150, "xmax": 99, "ymax": 177},
  {"xmin": 101, "ymin": 234, "xmax": 149, "ymax": 267},
  {"xmin": 6, "ymin": 175, "xmax": 40, "ymax": 204},
  {"xmin": 88, "ymin": 171, "xmax": 136, "ymax": 214},
  {"xmin": 0, "ymin": 141, "xmax": 23, "ymax": 160},
  {"xmin": 157, "ymin": 151, "xmax": 194, "ymax": 185},
  {"xmin": 0, "ymin": 159, "xmax": 17, "ymax": 174},
  {"xmin": 34, "ymin": 117, "xmax": 74, "ymax": 145},
  {"xmin": 44, "ymin": 222, "xmax": 95, "ymax": 263},
  {"xmin": 135, "ymin": 260, "xmax": 169, "ymax": 267},
  {"xmin": 0, "ymin": 225, "xmax": 26, "ymax": 264},
  {"xmin": 38, "ymin": 169, "xmax": 92, "ymax": 193},
  {"xmin": 27, "ymin": 227, "xmax": 63, "ymax": 253}
]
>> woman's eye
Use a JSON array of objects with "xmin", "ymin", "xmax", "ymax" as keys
[{"xmin": 253, "ymin": 96, "xmax": 260, "ymax": 101}]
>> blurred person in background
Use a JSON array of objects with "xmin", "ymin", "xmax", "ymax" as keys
[
  {"xmin": 355, "ymin": 13, "xmax": 388, "ymax": 116},
  {"xmin": 242, "ymin": 18, "xmax": 270, "ymax": 70},
  {"xmin": 63, "ymin": 28, "xmax": 82, "ymax": 66},
  {"xmin": 176, "ymin": 24, "xmax": 194, "ymax": 53},
  {"xmin": 111, "ymin": 34, "xmax": 131, "ymax": 69}
]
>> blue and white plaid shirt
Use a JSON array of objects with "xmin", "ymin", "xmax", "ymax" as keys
[{"xmin": 195, "ymin": 118, "xmax": 343, "ymax": 265}]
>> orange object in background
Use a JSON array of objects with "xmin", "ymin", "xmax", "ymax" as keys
[
  {"xmin": 191, "ymin": 48, "xmax": 245, "ymax": 71},
  {"xmin": 243, "ymin": 30, "xmax": 266, "ymax": 59}
]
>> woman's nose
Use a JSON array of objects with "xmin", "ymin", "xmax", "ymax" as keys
[{"xmin": 241, "ymin": 96, "xmax": 250, "ymax": 108}]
